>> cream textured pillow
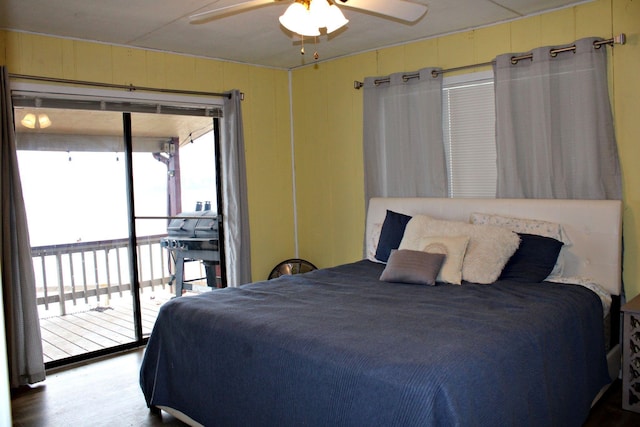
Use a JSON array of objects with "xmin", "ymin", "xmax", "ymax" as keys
[
  {"xmin": 401, "ymin": 215, "xmax": 521, "ymax": 284},
  {"xmin": 408, "ymin": 235, "xmax": 469, "ymax": 285}
]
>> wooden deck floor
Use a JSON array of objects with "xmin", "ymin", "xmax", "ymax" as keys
[{"xmin": 39, "ymin": 288, "xmax": 175, "ymax": 363}]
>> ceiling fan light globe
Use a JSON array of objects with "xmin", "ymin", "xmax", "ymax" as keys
[
  {"xmin": 309, "ymin": 0, "xmax": 347, "ymax": 33},
  {"xmin": 279, "ymin": 2, "xmax": 321, "ymax": 37},
  {"xmin": 278, "ymin": 2, "xmax": 305, "ymax": 30},
  {"xmin": 309, "ymin": 0, "xmax": 331, "ymax": 21},
  {"xmin": 324, "ymin": 4, "xmax": 348, "ymax": 33},
  {"xmin": 297, "ymin": 23, "xmax": 322, "ymax": 37}
]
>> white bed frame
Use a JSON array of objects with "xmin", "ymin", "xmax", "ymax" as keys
[
  {"xmin": 366, "ymin": 197, "xmax": 622, "ymax": 296},
  {"xmin": 366, "ymin": 197, "xmax": 623, "ymax": 390}
]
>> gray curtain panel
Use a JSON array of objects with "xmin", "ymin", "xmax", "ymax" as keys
[
  {"xmin": 0, "ymin": 67, "xmax": 46, "ymax": 387},
  {"xmin": 363, "ymin": 68, "xmax": 447, "ymax": 204},
  {"xmin": 222, "ymin": 90, "xmax": 252, "ymax": 286},
  {"xmin": 494, "ymin": 37, "xmax": 622, "ymax": 200}
]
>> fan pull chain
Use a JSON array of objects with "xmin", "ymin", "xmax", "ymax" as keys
[
  {"xmin": 299, "ymin": 35, "xmax": 319, "ymax": 60},
  {"xmin": 314, "ymin": 36, "xmax": 319, "ymax": 60}
]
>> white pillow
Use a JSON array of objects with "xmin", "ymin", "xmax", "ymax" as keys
[
  {"xmin": 469, "ymin": 212, "xmax": 570, "ymax": 277},
  {"xmin": 401, "ymin": 215, "xmax": 520, "ymax": 284},
  {"xmin": 399, "ymin": 235, "xmax": 469, "ymax": 285}
]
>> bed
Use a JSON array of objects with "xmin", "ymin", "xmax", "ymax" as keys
[{"xmin": 140, "ymin": 197, "xmax": 622, "ymax": 427}]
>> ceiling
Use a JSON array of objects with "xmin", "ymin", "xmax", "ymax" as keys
[
  {"xmin": 0, "ymin": 0, "xmax": 591, "ymax": 70},
  {"xmin": 13, "ymin": 107, "xmax": 215, "ymax": 152}
]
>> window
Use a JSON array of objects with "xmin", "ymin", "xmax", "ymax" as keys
[{"xmin": 442, "ymin": 71, "xmax": 496, "ymax": 198}]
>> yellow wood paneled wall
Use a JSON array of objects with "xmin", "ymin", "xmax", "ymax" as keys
[
  {"xmin": 1, "ymin": 0, "xmax": 638, "ymax": 294},
  {"xmin": 0, "ymin": 31, "xmax": 295, "ymax": 283},
  {"xmin": 291, "ymin": 0, "xmax": 640, "ymax": 298}
]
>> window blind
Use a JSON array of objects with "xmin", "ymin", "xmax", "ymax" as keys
[{"xmin": 443, "ymin": 76, "xmax": 496, "ymax": 198}]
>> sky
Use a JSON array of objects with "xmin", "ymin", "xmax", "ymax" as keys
[{"xmin": 17, "ymin": 132, "xmax": 217, "ymax": 247}]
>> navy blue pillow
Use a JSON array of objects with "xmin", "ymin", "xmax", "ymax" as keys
[
  {"xmin": 499, "ymin": 233, "xmax": 564, "ymax": 283},
  {"xmin": 375, "ymin": 210, "xmax": 412, "ymax": 262}
]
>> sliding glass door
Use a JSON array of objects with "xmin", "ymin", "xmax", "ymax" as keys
[
  {"xmin": 130, "ymin": 111, "xmax": 223, "ymax": 336},
  {"xmin": 15, "ymin": 106, "xmax": 136, "ymax": 364},
  {"xmin": 13, "ymin": 94, "xmax": 224, "ymax": 366}
]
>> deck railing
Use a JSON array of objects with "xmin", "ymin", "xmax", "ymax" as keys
[{"xmin": 31, "ymin": 234, "xmax": 173, "ymax": 315}]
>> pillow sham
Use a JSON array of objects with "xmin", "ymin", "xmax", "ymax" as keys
[
  {"xmin": 400, "ymin": 215, "xmax": 520, "ymax": 284},
  {"xmin": 379, "ymin": 249, "xmax": 445, "ymax": 286},
  {"xmin": 399, "ymin": 235, "xmax": 469, "ymax": 285},
  {"xmin": 469, "ymin": 212, "xmax": 571, "ymax": 245},
  {"xmin": 469, "ymin": 212, "xmax": 570, "ymax": 277},
  {"xmin": 375, "ymin": 210, "xmax": 412, "ymax": 262},
  {"xmin": 499, "ymin": 233, "xmax": 563, "ymax": 282}
]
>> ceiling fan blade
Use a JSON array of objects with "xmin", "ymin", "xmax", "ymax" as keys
[
  {"xmin": 337, "ymin": 0, "xmax": 428, "ymax": 23},
  {"xmin": 189, "ymin": 0, "xmax": 284, "ymax": 24}
]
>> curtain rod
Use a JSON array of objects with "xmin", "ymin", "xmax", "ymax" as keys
[
  {"xmin": 353, "ymin": 34, "xmax": 626, "ymax": 90},
  {"xmin": 8, "ymin": 73, "xmax": 232, "ymax": 99}
]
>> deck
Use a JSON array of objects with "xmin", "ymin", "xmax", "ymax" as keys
[
  {"xmin": 39, "ymin": 287, "xmax": 176, "ymax": 363},
  {"xmin": 30, "ymin": 233, "xmax": 217, "ymax": 364}
]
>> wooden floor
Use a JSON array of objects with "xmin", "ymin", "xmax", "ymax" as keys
[
  {"xmin": 11, "ymin": 348, "xmax": 185, "ymax": 427},
  {"xmin": 10, "ymin": 347, "xmax": 640, "ymax": 426},
  {"xmin": 585, "ymin": 381, "xmax": 640, "ymax": 426},
  {"xmin": 38, "ymin": 288, "xmax": 174, "ymax": 363}
]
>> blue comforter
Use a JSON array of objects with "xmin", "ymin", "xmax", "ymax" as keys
[{"xmin": 140, "ymin": 260, "xmax": 609, "ymax": 426}]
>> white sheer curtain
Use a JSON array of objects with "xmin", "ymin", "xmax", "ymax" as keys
[
  {"xmin": 363, "ymin": 68, "xmax": 447, "ymax": 203},
  {"xmin": 1, "ymin": 67, "xmax": 46, "ymax": 387},
  {"xmin": 494, "ymin": 37, "xmax": 621, "ymax": 199},
  {"xmin": 221, "ymin": 90, "xmax": 252, "ymax": 286}
]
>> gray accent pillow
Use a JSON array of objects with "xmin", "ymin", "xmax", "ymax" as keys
[{"xmin": 380, "ymin": 249, "xmax": 446, "ymax": 286}]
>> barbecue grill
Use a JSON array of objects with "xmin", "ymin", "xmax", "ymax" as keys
[{"xmin": 161, "ymin": 207, "xmax": 223, "ymax": 296}]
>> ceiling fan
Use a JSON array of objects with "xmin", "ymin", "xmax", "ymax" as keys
[
  {"xmin": 190, "ymin": 0, "xmax": 428, "ymax": 59},
  {"xmin": 189, "ymin": 0, "xmax": 429, "ymax": 27}
]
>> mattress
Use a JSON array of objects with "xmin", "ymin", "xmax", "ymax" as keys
[{"xmin": 140, "ymin": 260, "xmax": 610, "ymax": 426}]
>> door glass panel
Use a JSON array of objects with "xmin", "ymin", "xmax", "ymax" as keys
[
  {"xmin": 130, "ymin": 113, "xmax": 222, "ymax": 336},
  {"xmin": 15, "ymin": 107, "xmax": 136, "ymax": 364}
]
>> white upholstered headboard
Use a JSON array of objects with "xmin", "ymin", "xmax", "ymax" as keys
[{"xmin": 366, "ymin": 198, "xmax": 622, "ymax": 296}]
